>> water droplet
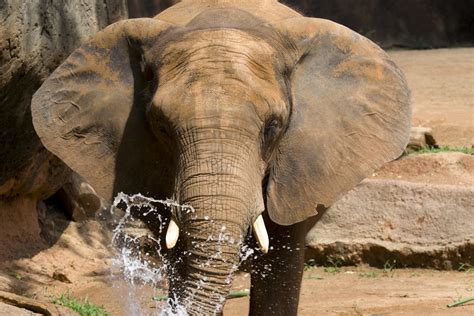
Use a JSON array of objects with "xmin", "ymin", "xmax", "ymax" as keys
[{"xmin": 107, "ymin": 192, "xmax": 251, "ymax": 315}]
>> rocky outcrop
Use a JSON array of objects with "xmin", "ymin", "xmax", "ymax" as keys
[
  {"xmin": 128, "ymin": 0, "xmax": 474, "ymax": 48},
  {"xmin": 0, "ymin": 1, "xmax": 127, "ymax": 200},
  {"xmin": 0, "ymin": 1, "xmax": 127, "ymax": 258},
  {"xmin": 0, "ymin": 290, "xmax": 77, "ymax": 316},
  {"xmin": 306, "ymin": 177, "xmax": 474, "ymax": 269}
]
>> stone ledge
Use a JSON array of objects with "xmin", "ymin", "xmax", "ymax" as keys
[{"xmin": 306, "ymin": 179, "xmax": 474, "ymax": 269}]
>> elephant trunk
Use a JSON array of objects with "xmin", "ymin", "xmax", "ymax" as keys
[
  {"xmin": 180, "ymin": 220, "xmax": 243, "ymax": 314},
  {"xmin": 172, "ymin": 126, "xmax": 263, "ymax": 314}
]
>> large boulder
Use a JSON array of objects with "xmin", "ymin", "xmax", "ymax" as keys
[{"xmin": 306, "ymin": 153, "xmax": 474, "ymax": 269}]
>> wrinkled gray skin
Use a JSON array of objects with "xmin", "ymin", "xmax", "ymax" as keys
[{"xmin": 31, "ymin": 1, "xmax": 411, "ymax": 314}]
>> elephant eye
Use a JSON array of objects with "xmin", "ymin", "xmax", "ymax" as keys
[
  {"xmin": 158, "ymin": 126, "xmax": 170, "ymax": 137},
  {"xmin": 264, "ymin": 118, "xmax": 281, "ymax": 140},
  {"xmin": 144, "ymin": 65, "xmax": 155, "ymax": 83},
  {"xmin": 147, "ymin": 106, "xmax": 173, "ymax": 142},
  {"xmin": 262, "ymin": 117, "xmax": 282, "ymax": 159}
]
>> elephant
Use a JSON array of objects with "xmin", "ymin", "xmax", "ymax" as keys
[{"xmin": 31, "ymin": 0, "xmax": 411, "ymax": 314}]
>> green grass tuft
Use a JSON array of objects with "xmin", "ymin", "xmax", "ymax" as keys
[
  {"xmin": 457, "ymin": 263, "xmax": 473, "ymax": 273},
  {"xmin": 152, "ymin": 294, "xmax": 168, "ymax": 302},
  {"xmin": 447, "ymin": 297, "xmax": 474, "ymax": 308},
  {"xmin": 51, "ymin": 291, "xmax": 109, "ymax": 316},
  {"xmin": 305, "ymin": 274, "xmax": 324, "ymax": 280},
  {"xmin": 226, "ymin": 290, "xmax": 250, "ymax": 299},
  {"xmin": 359, "ymin": 271, "xmax": 379, "ymax": 278},
  {"xmin": 383, "ymin": 260, "xmax": 397, "ymax": 278},
  {"xmin": 408, "ymin": 145, "xmax": 473, "ymax": 156},
  {"xmin": 304, "ymin": 259, "xmax": 317, "ymax": 271},
  {"xmin": 323, "ymin": 258, "xmax": 341, "ymax": 274},
  {"xmin": 324, "ymin": 266, "xmax": 341, "ymax": 274}
]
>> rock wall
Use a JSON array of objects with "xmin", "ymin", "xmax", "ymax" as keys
[
  {"xmin": 282, "ymin": 0, "xmax": 474, "ymax": 48},
  {"xmin": 128, "ymin": 0, "xmax": 474, "ymax": 48},
  {"xmin": 0, "ymin": 1, "xmax": 127, "ymax": 201},
  {"xmin": 0, "ymin": 1, "xmax": 127, "ymax": 253},
  {"xmin": 128, "ymin": 0, "xmax": 179, "ymax": 18}
]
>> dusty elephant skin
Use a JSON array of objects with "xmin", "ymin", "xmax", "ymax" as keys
[{"xmin": 31, "ymin": 0, "xmax": 411, "ymax": 314}]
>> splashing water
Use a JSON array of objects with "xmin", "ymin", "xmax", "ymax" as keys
[
  {"xmin": 102, "ymin": 192, "xmax": 256, "ymax": 315},
  {"xmin": 102, "ymin": 193, "xmax": 193, "ymax": 315}
]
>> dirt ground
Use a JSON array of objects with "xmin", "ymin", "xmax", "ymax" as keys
[
  {"xmin": 389, "ymin": 48, "xmax": 473, "ymax": 148},
  {"xmin": 372, "ymin": 152, "xmax": 474, "ymax": 186},
  {"xmin": 0, "ymin": 218, "xmax": 473, "ymax": 315},
  {"xmin": 226, "ymin": 268, "xmax": 474, "ymax": 316},
  {"xmin": 0, "ymin": 48, "xmax": 473, "ymax": 315}
]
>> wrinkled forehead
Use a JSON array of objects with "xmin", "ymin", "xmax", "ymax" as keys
[
  {"xmin": 153, "ymin": 28, "xmax": 289, "ymax": 123},
  {"xmin": 159, "ymin": 29, "xmax": 280, "ymax": 87}
]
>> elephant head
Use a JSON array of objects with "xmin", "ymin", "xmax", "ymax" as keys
[{"xmin": 31, "ymin": 3, "xmax": 410, "ymax": 314}]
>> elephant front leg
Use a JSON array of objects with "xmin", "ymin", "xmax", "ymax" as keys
[{"xmin": 249, "ymin": 218, "xmax": 313, "ymax": 316}]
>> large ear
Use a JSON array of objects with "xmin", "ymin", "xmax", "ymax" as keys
[
  {"xmin": 266, "ymin": 18, "xmax": 411, "ymax": 225},
  {"xmin": 32, "ymin": 19, "xmax": 175, "ymax": 202}
]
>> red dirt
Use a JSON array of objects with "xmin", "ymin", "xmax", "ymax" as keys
[
  {"xmin": 226, "ymin": 268, "xmax": 474, "ymax": 315},
  {"xmin": 373, "ymin": 152, "xmax": 474, "ymax": 186},
  {"xmin": 0, "ymin": 203, "xmax": 472, "ymax": 315},
  {"xmin": 389, "ymin": 48, "xmax": 474, "ymax": 148},
  {"xmin": 1, "ymin": 219, "xmax": 473, "ymax": 315},
  {"xmin": 1, "ymin": 227, "xmax": 473, "ymax": 316}
]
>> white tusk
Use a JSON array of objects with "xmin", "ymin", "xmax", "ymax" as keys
[
  {"xmin": 253, "ymin": 215, "xmax": 269, "ymax": 254},
  {"xmin": 166, "ymin": 219, "xmax": 180, "ymax": 249}
]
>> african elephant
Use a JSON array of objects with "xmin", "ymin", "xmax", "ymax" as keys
[{"xmin": 31, "ymin": 0, "xmax": 411, "ymax": 314}]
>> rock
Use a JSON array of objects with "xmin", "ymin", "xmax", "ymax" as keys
[
  {"xmin": 0, "ymin": 0, "xmax": 127, "ymax": 201},
  {"xmin": 127, "ymin": 1, "xmax": 474, "ymax": 48},
  {"xmin": 0, "ymin": 1, "xmax": 128, "ymax": 257},
  {"xmin": 0, "ymin": 302, "xmax": 41, "ymax": 316},
  {"xmin": 407, "ymin": 126, "xmax": 438, "ymax": 151},
  {"xmin": 60, "ymin": 173, "xmax": 103, "ymax": 222},
  {"xmin": 0, "ymin": 197, "xmax": 46, "ymax": 261},
  {"xmin": 306, "ymin": 178, "xmax": 474, "ymax": 269},
  {"xmin": 0, "ymin": 290, "xmax": 78, "ymax": 315},
  {"xmin": 52, "ymin": 271, "xmax": 72, "ymax": 284}
]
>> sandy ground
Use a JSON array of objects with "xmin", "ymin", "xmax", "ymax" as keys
[
  {"xmin": 0, "ymin": 48, "xmax": 473, "ymax": 315},
  {"xmin": 1, "ymin": 220, "xmax": 473, "ymax": 315},
  {"xmin": 389, "ymin": 48, "xmax": 473, "ymax": 148},
  {"xmin": 373, "ymin": 152, "xmax": 474, "ymax": 186},
  {"xmin": 226, "ymin": 268, "xmax": 474, "ymax": 316}
]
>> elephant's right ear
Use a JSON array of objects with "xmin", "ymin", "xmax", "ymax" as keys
[{"xmin": 32, "ymin": 19, "xmax": 174, "ymax": 201}]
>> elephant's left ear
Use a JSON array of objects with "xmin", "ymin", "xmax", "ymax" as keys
[{"xmin": 266, "ymin": 18, "xmax": 411, "ymax": 225}]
